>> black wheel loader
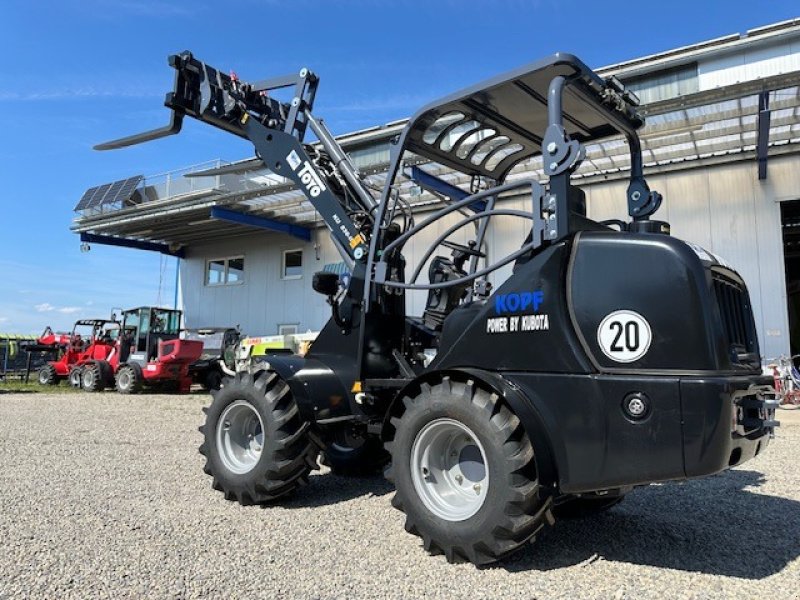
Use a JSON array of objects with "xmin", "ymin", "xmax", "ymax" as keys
[{"xmin": 96, "ymin": 51, "xmax": 779, "ymax": 564}]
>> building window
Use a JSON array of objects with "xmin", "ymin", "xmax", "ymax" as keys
[
  {"xmin": 206, "ymin": 256, "xmax": 245, "ymax": 286},
  {"xmin": 278, "ymin": 324, "xmax": 298, "ymax": 336},
  {"xmin": 282, "ymin": 249, "xmax": 303, "ymax": 279}
]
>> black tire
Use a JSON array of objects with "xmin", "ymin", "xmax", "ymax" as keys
[
  {"xmin": 320, "ymin": 434, "xmax": 390, "ymax": 476},
  {"xmin": 81, "ymin": 362, "xmax": 106, "ymax": 392},
  {"xmin": 203, "ymin": 369, "xmax": 223, "ymax": 392},
  {"xmin": 553, "ymin": 495, "xmax": 625, "ymax": 519},
  {"xmin": 38, "ymin": 365, "xmax": 59, "ymax": 386},
  {"xmin": 68, "ymin": 367, "xmax": 83, "ymax": 388},
  {"xmin": 115, "ymin": 364, "xmax": 142, "ymax": 394},
  {"xmin": 385, "ymin": 377, "xmax": 553, "ymax": 565},
  {"xmin": 199, "ymin": 370, "xmax": 319, "ymax": 504}
]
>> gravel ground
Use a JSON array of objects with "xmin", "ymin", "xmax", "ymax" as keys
[{"xmin": 0, "ymin": 391, "xmax": 798, "ymax": 600}]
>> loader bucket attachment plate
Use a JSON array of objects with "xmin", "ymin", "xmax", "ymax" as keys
[{"xmin": 401, "ymin": 53, "xmax": 644, "ymax": 179}]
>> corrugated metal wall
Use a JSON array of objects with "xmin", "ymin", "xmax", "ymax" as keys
[
  {"xmin": 698, "ymin": 38, "xmax": 800, "ymax": 90},
  {"xmin": 181, "ymin": 154, "xmax": 799, "ymax": 359}
]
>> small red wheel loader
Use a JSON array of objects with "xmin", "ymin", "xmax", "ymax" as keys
[
  {"xmin": 78, "ymin": 307, "xmax": 203, "ymax": 394},
  {"xmin": 36, "ymin": 319, "xmax": 119, "ymax": 386}
]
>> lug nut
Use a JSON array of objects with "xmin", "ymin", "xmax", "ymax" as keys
[{"xmin": 455, "ymin": 474, "xmax": 463, "ymax": 484}]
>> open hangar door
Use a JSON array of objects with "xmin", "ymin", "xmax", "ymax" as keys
[{"xmin": 781, "ymin": 198, "xmax": 800, "ymax": 357}]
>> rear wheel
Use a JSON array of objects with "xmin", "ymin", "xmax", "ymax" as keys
[
  {"xmin": 68, "ymin": 367, "xmax": 83, "ymax": 388},
  {"xmin": 199, "ymin": 370, "xmax": 319, "ymax": 504},
  {"xmin": 385, "ymin": 377, "xmax": 553, "ymax": 565},
  {"xmin": 38, "ymin": 365, "xmax": 59, "ymax": 386},
  {"xmin": 81, "ymin": 362, "xmax": 106, "ymax": 392},
  {"xmin": 115, "ymin": 364, "xmax": 142, "ymax": 394}
]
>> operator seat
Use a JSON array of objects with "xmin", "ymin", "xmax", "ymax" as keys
[
  {"xmin": 119, "ymin": 333, "xmax": 133, "ymax": 363},
  {"xmin": 422, "ymin": 256, "xmax": 470, "ymax": 330}
]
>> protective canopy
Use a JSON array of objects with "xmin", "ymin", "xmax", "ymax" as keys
[{"xmin": 401, "ymin": 53, "xmax": 644, "ymax": 179}]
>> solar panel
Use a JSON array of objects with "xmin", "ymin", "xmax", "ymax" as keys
[
  {"xmin": 75, "ymin": 185, "xmax": 100, "ymax": 210},
  {"xmin": 74, "ymin": 175, "xmax": 144, "ymax": 212}
]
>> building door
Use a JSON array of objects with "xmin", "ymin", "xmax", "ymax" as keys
[{"xmin": 781, "ymin": 199, "xmax": 800, "ymax": 356}]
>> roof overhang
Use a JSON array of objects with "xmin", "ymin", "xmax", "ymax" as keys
[{"xmin": 72, "ymin": 69, "xmax": 800, "ymax": 254}]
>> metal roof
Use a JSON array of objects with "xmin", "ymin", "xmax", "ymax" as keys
[{"xmin": 72, "ymin": 72, "xmax": 800, "ymax": 250}]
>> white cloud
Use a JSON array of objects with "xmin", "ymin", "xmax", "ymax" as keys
[
  {"xmin": 0, "ymin": 317, "xmax": 8, "ymax": 323},
  {"xmin": 35, "ymin": 303, "xmax": 81, "ymax": 315}
]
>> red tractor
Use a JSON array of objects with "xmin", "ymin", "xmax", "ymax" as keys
[
  {"xmin": 80, "ymin": 307, "xmax": 203, "ymax": 394},
  {"xmin": 36, "ymin": 319, "xmax": 120, "ymax": 386}
]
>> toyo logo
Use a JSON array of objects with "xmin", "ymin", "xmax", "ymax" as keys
[
  {"xmin": 495, "ymin": 290, "xmax": 544, "ymax": 314},
  {"xmin": 286, "ymin": 150, "xmax": 327, "ymax": 198}
]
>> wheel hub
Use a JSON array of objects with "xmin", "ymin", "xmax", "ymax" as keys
[
  {"xmin": 410, "ymin": 418, "xmax": 489, "ymax": 521},
  {"xmin": 216, "ymin": 400, "xmax": 265, "ymax": 474}
]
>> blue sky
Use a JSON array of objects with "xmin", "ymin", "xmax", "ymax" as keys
[{"xmin": 0, "ymin": 0, "xmax": 798, "ymax": 333}]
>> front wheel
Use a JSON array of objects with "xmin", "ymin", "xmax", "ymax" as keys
[
  {"xmin": 115, "ymin": 364, "xmax": 142, "ymax": 394},
  {"xmin": 38, "ymin": 365, "xmax": 59, "ymax": 386},
  {"xmin": 199, "ymin": 370, "xmax": 319, "ymax": 504},
  {"xmin": 81, "ymin": 362, "xmax": 106, "ymax": 392},
  {"xmin": 385, "ymin": 377, "xmax": 553, "ymax": 565}
]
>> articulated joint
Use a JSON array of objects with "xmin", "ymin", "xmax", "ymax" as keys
[{"xmin": 626, "ymin": 177, "xmax": 663, "ymax": 220}]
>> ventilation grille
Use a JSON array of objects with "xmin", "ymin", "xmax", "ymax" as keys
[{"xmin": 712, "ymin": 272, "xmax": 758, "ymax": 364}]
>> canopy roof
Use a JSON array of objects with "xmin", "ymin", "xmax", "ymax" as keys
[{"xmin": 400, "ymin": 53, "xmax": 644, "ymax": 179}]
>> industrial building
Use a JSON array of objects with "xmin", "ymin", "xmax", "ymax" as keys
[{"xmin": 73, "ymin": 19, "xmax": 800, "ymax": 360}]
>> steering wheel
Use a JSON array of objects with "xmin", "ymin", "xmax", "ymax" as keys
[{"xmin": 441, "ymin": 240, "xmax": 486, "ymax": 258}]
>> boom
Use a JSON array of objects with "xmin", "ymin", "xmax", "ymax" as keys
[{"xmin": 96, "ymin": 51, "xmax": 375, "ymax": 263}]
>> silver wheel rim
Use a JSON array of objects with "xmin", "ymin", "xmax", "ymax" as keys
[
  {"xmin": 82, "ymin": 369, "xmax": 94, "ymax": 387},
  {"xmin": 39, "ymin": 369, "xmax": 50, "ymax": 385},
  {"xmin": 410, "ymin": 418, "xmax": 489, "ymax": 521},
  {"xmin": 216, "ymin": 400, "xmax": 265, "ymax": 474},
  {"xmin": 70, "ymin": 369, "xmax": 82, "ymax": 387},
  {"xmin": 118, "ymin": 370, "xmax": 130, "ymax": 389}
]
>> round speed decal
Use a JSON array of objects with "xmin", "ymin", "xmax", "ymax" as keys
[{"xmin": 597, "ymin": 310, "xmax": 652, "ymax": 363}]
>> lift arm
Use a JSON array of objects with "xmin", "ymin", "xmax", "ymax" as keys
[{"xmin": 95, "ymin": 51, "xmax": 372, "ymax": 262}]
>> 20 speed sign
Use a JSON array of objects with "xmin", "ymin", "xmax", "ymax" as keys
[{"xmin": 596, "ymin": 310, "xmax": 652, "ymax": 363}]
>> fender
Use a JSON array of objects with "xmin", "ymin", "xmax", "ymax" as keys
[
  {"xmin": 254, "ymin": 354, "xmax": 355, "ymax": 423},
  {"xmin": 383, "ymin": 367, "xmax": 562, "ymax": 490}
]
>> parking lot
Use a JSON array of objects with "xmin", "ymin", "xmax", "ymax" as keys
[{"xmin": 0, "ymin": 391, "xmax": 798, "ymax": 599}]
